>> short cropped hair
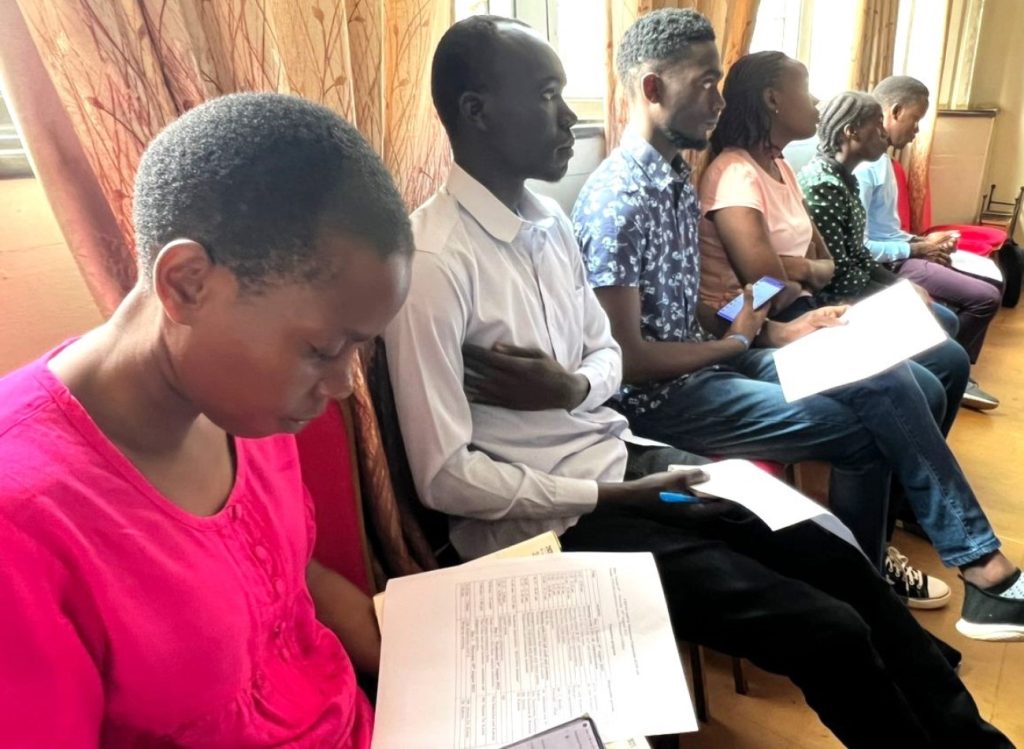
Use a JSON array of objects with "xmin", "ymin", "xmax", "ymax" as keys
[
  {"xmin": 133, "ymin": 92, "xmax": 412, "ymax": 290},
  {"xmin": 817, "ymin": 91, "xmax": 883, "ymax": 157},
  {"xmin": 616, "ymin": 8, "xmax": 716, "ymax": 90},
  {"xmin": 430, "ymin": 15, "xmax": 528, "ymax": 136},
  {"xmin": 872, "ymin": 76, "xmax": 929, "ymax": 110}
]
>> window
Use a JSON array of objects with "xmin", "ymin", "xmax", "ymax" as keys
[
  {"xmin": 748, "ymin": 0, "xmax": 860, "ymax": 101},
  {"xmin": 749, "ymin": 0, "xmax": 805, "ymax": 60},
  {"xmin": 454, "ymin": 0, "xmax": 606, "ymax": 121},
  {"xmin": 0, "ymin": 84, "xmax": 32, "ymax": 179}
]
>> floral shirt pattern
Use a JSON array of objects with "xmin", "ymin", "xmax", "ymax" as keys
[{"xmin": 572, "ymin": 131, "xmax": 706, "ymax": 417}]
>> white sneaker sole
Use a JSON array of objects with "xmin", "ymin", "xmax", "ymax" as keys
[
  {"xmin": 955, "ymin": 618, "xmax": 1024, "ymax": 641},
  {"xmin": 962, "ymin": 394, "xmax": 999, "ymax": 411},
  {"xmin": 905, "ymin": 589, "xmax": 952, "ymax": 610}
]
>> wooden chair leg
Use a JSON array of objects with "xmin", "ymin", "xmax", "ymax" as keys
[
  {"xmin": 732, "ymin": 656, "xmax": 749, "ymax": 695},
  {"xmin": 687, "ymin": 642, "xmax": 709, "ymax": 723}
]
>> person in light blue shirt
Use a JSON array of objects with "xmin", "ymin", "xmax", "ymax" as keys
[
  {"xmin": 854, "ymin": 76, "xmax": 1001, "ymax": 409},
  {"xmin": 854, "ymin": 152, "xmax": 939, "ymax": 264}
]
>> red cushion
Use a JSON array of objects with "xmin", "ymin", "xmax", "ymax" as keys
[
  {"xmin": 955, "ymin": 238, "xmax": 998, "ymax": 256},
  {"xmin": 928, "ymin": 224, "xmax": 1006, "ymax": 252},
  {"xmin": 749, "ymin": 460, "xmax": 787, "ymax": 480},
  {"xmin": 711, "ymin": 457, "xmax": 787, "ymax": 480},
  {"xmin": 890, "ymin": 157, "xmax": 914, "ymax": 232},
  {"xmin": 295, "ymin": 401, "xmax": 373, "ymax": 595}
]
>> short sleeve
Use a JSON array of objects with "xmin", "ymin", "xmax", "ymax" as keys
[
  {"xmin": 573, "ymin": 186, "xmax": 647, "ymax": 289},
  {"xmin": 699, "ymin": 154, "xmax": 765, "ymax": 216}
]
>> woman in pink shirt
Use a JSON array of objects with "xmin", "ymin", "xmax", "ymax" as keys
[
  {"xmin": 0, "ymin": 93, "xmax": 411, "ymax": 747},
  {"xmin": 698, "ymin": 51, "xmax": 833, "ymax": 320}
]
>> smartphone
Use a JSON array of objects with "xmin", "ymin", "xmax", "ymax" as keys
[
  {"xmin": 501, "ymin": 716, "xmax": 605, "ymax": 749},
  {"xmin": 716, "ymin": 276, "xmax": 786, "ymax": 322}
]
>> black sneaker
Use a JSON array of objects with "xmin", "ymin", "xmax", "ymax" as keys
[
  {"xmin": 956, "ymin": 576, "xmax": 1024, "ymax": 641},
  {"xmin": 884, "ymin": 546, "xmax": 951, "ymax": 609}
]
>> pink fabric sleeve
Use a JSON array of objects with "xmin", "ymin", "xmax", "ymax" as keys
[
  {"xmin": 700, "ymin": 154, "xmax": 765, "ymax": 215},
  {"xmin": 0, "ymin": 515, "xmax": 104, "ymax": 747}
]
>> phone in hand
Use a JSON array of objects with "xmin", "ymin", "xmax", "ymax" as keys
[{"xmin": 717, "ymin": 276, "xmax": 786, "ymax": 322}]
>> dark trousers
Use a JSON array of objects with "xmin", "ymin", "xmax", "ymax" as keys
[
  {"xmin": 896, "ymin": 258, "xmax": 1003, "ymax": 364},
  {"xmin": 559, "ymin": 445, "xmax": 1011, "ymax": 749}
]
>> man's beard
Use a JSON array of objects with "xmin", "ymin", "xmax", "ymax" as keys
[{"xmin": 664, "ymin": 127, "xmax": 708, "ymax": 151}]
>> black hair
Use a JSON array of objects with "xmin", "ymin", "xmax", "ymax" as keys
[
  {"xmin": 816, "ymin": 91, "xmax": 883, "ymax": 157},
  {"xmin": 430, "ymin": 15, "xmax": 529, "ymax": 137},
  {"xmin": 616, "ymin": 8, "xmax": 716, "ymax": 91},
  {"xmin": 132, "ymin": 92, "xmax": 411, "ymax": 291},
  {"xmin": 709, "ymin": 51, "xmax": 789, "ymax": 156},
  {"xmin": 872, "ymin": 75, "xmax": 929, "ymax": 110}
]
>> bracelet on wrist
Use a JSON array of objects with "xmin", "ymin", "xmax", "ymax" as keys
[{"xmin": 725, "ymin": 333, "xmax": 751, "ymax": 350}]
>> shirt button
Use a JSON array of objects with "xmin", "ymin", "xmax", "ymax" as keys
[
  {"xmin": 273, "ymin": 578, "xmax": 286, "ymax": 597},
  {"xmin": 279, "ymin": 647, "xmax": 291, "ymax": 662},
  {"xmin": 254, "ymin": 545, "xmax": 269, "ymax": 561}
]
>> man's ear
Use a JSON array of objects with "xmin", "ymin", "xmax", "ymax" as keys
[
  {"xmin": 640, "ymin": 72, "xmax": 663, "ymax": 104},
  {"xmin": 457, "ymin": 91, "xmax": 488, "ymax": 132},
  {"xmin": 151, "ymin": 239, "xmax": 222, "ymax": 325},
  {"xmin": 890, "ymin": 102, "xmax": 904, "ymax": 121}
]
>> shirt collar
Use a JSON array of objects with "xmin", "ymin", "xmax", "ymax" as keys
[
  {"xmin": 445, "ymin": 163, "xmax": 556, "ymax": 244},
  {"xmin": 620, "ymin": 128, "xmax": 692, "ymax": 193}
]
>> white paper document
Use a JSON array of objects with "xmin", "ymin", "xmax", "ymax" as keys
[
  {"xmin": 671, "ymin": 459, "xmax": 860, "ymax": 549},
  {"xmin": 372, "ymin": 532, "xmax": 563, "ymax": 628},
  {"xmin": 951, "ymin": 250, "xmax": 1003, "ymax": 282},
  {"xmin": 371, "ymin": 553, "xmax": 696, "ymax": 749},
  {"xmin": 772, "ymin": 280, "xmax": 947, "ymax": 402}
]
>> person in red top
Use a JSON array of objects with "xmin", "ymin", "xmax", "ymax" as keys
[{"xmin": 0, "ymin": 93, "xmax": 411, "ymax": 747}]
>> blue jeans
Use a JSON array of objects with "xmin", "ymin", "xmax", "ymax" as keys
[
  {"xmin": 910, "ymin": 336, "xmax": 969, "ymax": 436},
  {"xmin": 627, "ymin": 349, "xmax": 999, "ymax": 568}
]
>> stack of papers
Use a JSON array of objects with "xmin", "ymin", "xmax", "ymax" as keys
[
  {"xmin": 951, "ymin": 250, "xmax": 1003, "ymax": 282},
  {"xmin": 371, "ymin": 551, "xmax": 695, "ymax": 748}
]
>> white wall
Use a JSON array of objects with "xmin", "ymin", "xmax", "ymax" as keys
[
  {"xmin": 972, "ymin": 0, "xmax": 1024, "ymax": 242},
  {"xmin": 0, "ymin": 177, "xmax": 102, "ymax": 374}
]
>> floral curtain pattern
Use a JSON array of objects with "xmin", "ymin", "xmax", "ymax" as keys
[
  {"xmin": 848, "ymin": 0, "xmax": 900, "ymax": 92},
  {"xmin": 604, "ymin": 0, "xmax": 760, "ymax": 152}
]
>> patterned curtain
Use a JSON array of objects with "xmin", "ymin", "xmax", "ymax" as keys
[
  {"xmin": 604, "ymin": 0, "xmax": 761, "ymax": 152},
  {"xmin": 0, "ymin": 0, "xmax": 452, "ymax": 576},
  {"xmin": 849, "ymin": 0, "xmax": 899, "ymax": 92}
]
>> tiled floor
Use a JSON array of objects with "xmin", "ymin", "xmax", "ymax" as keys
[{"xmin": 682, "ymin": 304, "xmax": 1024, "ymax": 747}]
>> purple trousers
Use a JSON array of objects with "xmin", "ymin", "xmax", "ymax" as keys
[{"xmin": 896, "ymin": 258, "xmax": 1002, "ymax": 363}]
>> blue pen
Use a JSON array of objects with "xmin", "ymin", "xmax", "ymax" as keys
[{"xmin": 659, "ymin": 491, "xmax": 700, "ymax": 504}]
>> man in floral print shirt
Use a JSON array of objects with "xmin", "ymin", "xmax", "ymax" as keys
[{"xmin": 573, "ymin": 8, "xmax": 1024, "ymax": 641}]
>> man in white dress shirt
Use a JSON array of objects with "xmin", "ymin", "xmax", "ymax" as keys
[{"xmin": 381, "ymin": 14, "xmax": 1010, "ymax": 748}]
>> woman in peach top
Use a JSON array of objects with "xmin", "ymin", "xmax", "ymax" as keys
[{"xmin": 698, "ymin": 51, "xmax": 833, "ymax": 321}]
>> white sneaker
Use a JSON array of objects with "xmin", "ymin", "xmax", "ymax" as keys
[{"xmin": 884, "ymin": 546, "xmax": 951, "ymax": 610}]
